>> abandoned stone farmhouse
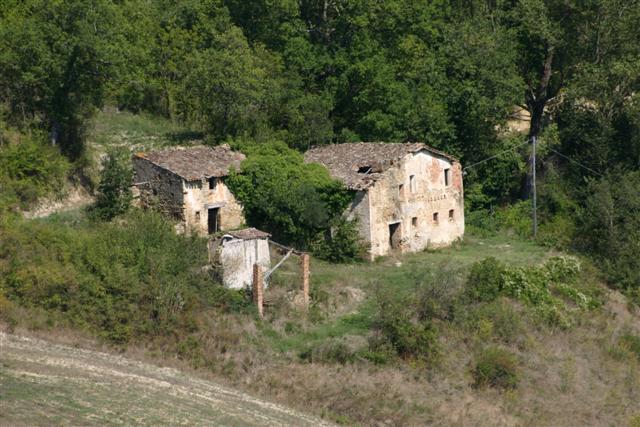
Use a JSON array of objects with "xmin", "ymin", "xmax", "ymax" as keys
[
  {"xmin": 305, "ymin": 142, "xmax": 464, "ymax": 259},
  {"xmin": 132, "ymin": 145, "xmax": 245, "ymax": 235}
]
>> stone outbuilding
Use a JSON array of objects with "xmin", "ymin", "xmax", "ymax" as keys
[
  {"xmin": 208, "ymin": 228, "xmax": 271, "ymax": 289},
  {"xmin": 305, "ymin": 142, "xmax": 464, "ymax": 259},
  {"xmin": 132, "ymin": 145, "xmax": 245, "ymax": 235}
]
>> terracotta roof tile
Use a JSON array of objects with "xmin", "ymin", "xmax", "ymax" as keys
[
  {"xmin": 134, "ymin": 145, "xmax": 245, "ymax": 181},
  {"xmin": 304, "ymin": 142, "xmax": 457, "ymax": 190}
]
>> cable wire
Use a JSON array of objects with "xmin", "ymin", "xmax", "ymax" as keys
[
  {"xmin": 463, "ymin": 141, "xmax": 529, "ymax": 172},
  {"xmin": 548, "ymin": 148, "xmax": 603, "ymax": 177}
]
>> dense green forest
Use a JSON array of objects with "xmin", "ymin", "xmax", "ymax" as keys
[
  {"xmin": 2, "ymin": 0, "xmax": 639, "ymax": 288},
  {"xmin": 1, "ymin": 2, "xmax": 640, "ymax": 424}
]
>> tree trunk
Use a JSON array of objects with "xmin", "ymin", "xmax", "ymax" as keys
[{"xmin": 524, "ymin": 46, "xmax": 555, "ymax": 199}]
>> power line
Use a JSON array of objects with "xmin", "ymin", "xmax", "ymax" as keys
[
  {"xmin": 548, "ymin": 148, "xmax": 603, "ymax": 177},
  {"xmin": 462, "ymin": 141, "xmax": 529, "ymax": 172}
]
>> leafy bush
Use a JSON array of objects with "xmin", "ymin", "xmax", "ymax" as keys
[
  {"xmin": 91, "ymin": 149, "xmax": 132, "ymax": 220},
  {"xmin": 0, "ymin": 210, "xmax": 218, "ymax": 343},
  {"xmin": 466, "ymin": 256, "xmax": 598, "ymax": 327},
  {"xmin": 370, "ymin": 286, "xmax": 439, "ymax": 363},
  {"xmin": 466, "ymin": 300, "xmax": 525, "ymax": 346},
  {"xmin": 311, "ymin": 217, "xmax": 365, "ymax": 263},
  {"xmin": 466, "ymin": 257, "xmax": 506, "ymax": 302},
  {"xmin": 226, "ymin": 141, "xmax": 354, "ymax": 256},
  {"xmin": 0, "ymin": 138, "xmax": 70, "ymax": 209},
  {"xmin": 472, "ymin": 346, "xmax": 519, "ymax": 389}
]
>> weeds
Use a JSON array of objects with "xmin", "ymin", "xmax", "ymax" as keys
[{"xmin": 472, "ymin": 346, "xmax": 519, "ymax": 389}]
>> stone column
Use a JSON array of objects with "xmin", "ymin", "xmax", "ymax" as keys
[
  {"xmin": 252, "ymin": 263, "xmax": 264, "ymax": 318},
  {"xmin": 301, "ymin": 253, "xmax": 310, "ymax": 309}
]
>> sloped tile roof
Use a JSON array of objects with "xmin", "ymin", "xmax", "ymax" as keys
[
  {"xmin": 224, "ymin": 227, "xmax": 271, "ymax": 240},
  {"xmin": 134, "ymin": 144, "xmax": 245, "ymax": 181},
  {"xmin": 304, "ymin": 142, "xmax": 457, "ymax": 190}
]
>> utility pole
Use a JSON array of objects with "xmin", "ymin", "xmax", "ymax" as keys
[{"xmin": 531, "ymin": 135, "xmax": 538, "ymax": 238}]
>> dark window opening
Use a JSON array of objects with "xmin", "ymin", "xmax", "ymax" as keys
[
  {"xmin": 389, "ymin": 222, "xmax": 402, "ymax": 249},
  {"xmin": 444, "ymin": 168, "xmax": 451, "ymax": 186},
  {"xmin": 209, "ymin": 177, "xmax": 217, "ymax": 190},
  {"xmin": 208, "ymin": 208, "xmax": 220, "ymax": 234},
  {"xmin": 433, "ymin": 212, "xmax": 439, "ymax": 223},
  {"xmin": 398, "ymin": 184, "xmax": 405, "ymax": 199},
  {"xmin": 357, "ymin": 166, "xmax": 372, "ymax": 174},
  {"xmin": 409, "ymin": 175, "xmax": 416, "ymax": 193},
  {"xmin": 412, "ymin": 217, "xmax": 418, "ymax": 227},
  {"xmin": 449, "ymin": 209, "xmax": 454, "ymax": 220}
]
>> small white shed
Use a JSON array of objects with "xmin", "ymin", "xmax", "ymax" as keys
[{"xmin": 209, "ymin": 228, "xmax": 271, "ymax": 289}]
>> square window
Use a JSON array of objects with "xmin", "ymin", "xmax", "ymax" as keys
[
  {"xmin": 433, "ymin": 212, "xmax": 439, "ymax": 223},
  {"xmin": 412, "ymin": 217, "xmax": 418, "ymax": 227},
  {"xmin": 444, "ymin": 168, "xmax": 451, "ymax": 186}
]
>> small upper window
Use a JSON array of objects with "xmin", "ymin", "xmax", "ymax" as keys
[
  {"xmin": 433, "ymin": 212, "xmax": 439, "ymax": 223},
  {"xmin": 398, "ymin": 184, "xmax": 405, "ymax": 199},
  {"xmin": 209, "ymin": 177, "xmax": 217, "ymax": 190},
  {"xmin": 444, "ymin": 168, "xmax": 451, "ymax": 186},
  {"xmin": 409, "ymin": 175, "xmax": 416, "ymax": 193},
  {"xmin": 412, "ymin": 217, "xmax": 418, "ymax": 227},
  {"xmin": 449, "ymin": 209, "xmax": 454, "ymax": 220},
  {"xmin": 195, "ymin": 211, "xmax": 201, "ymax": 221}
]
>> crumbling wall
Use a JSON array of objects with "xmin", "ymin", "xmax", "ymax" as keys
[
  {"xmin": 183, "ymin": 178, "xmax": 244, "ymax": 235},
  {"xmin": 364, "ymin": 151, "xmax": 464, "ymax": 259},
  {"xmin": 213, "ymin": 238, "xmax": 270, "ymax": 289},
  {"xmin": 133, "ymin": 157, "xmax": 185, "ymax": 219}
]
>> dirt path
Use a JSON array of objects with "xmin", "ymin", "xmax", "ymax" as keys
[{"xmin": 0, "ymin": 333, "xmax": 333, "ymax": 426}]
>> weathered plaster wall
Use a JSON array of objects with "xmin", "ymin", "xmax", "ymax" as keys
[
  {"xmin": 215, "ymin": 238, "xmax": 270, "ymax": 289},
  {"xmin": 183, "ymin": 178, "xmax": 244, "ymax": 235},
  {"xmin": 133, "ymin": 158, "xmax": 185, "ymax": 219},
  {"xmin": 354, "ymin": 151, "xmax": 464, "ymax": 259}
]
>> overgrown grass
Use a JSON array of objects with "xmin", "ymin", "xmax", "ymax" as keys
[{"xmin": 88, "ymin": 109, "xmax": 203, "ymax": 152}]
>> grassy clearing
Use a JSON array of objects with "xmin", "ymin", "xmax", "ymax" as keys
[{"xmin": 88, "ymin": 108, "xmax": 203, "ymax": 153}]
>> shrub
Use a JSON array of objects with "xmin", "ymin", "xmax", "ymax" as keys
[
  {"xmin": 91, "ymin": 149, "xmax": 132, "ymax": 220},
  {"xmin": 226, "ymin": 141, "xmax": 352, "ymax": 251},
  {"xmin": 311, "ymin": 217, "xmax": 365, "ymax": 263},
  {"xmin": 0, "ymin": 210, "xmax": 211, "ymax": 343},
  {"xmin": 466, "ymin": 257, "xmax": 506, "ymax": 302},
  {"xmin": 472, "ymin": 346, "xmax": 519, "ymax": 389},
  {"xmin": 0, "ymin": 138, "xmax": 70, "ymax": 209},
  {"xmin": 467, "ymin": 300, "xmax": 525, "ymax": 346},
  {"xmin": 371, "ymin": 287, "xmax": 439, "ymax": 362},
  {"xmin": 465, "ymin": 256, "xmax": 596, "ymax": 327}
]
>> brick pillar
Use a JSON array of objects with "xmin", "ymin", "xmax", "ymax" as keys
[
  {"xmin": 252, "ymin": 263, "xmax": 264, "ymax": 318},
  {"xmin": 301, "ymin": 253, "xmax": 310, "ymax": 308}
]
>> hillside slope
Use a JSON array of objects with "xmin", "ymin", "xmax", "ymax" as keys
[{"xmin": 0, "ymin": 333, "xmax": 333, "ymax": 427}]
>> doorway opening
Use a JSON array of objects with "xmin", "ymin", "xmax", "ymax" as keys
[
  {"xmin": 208, "ymin": 208, "xmax": 220, "ymax": 234},
  {"xmin": 389, "ymin": 222, "xmax": 402, "ymax": 250}
]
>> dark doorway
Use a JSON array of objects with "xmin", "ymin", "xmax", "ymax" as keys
[
  {"xmin": 389, "ymin": 222, "xmax": 402, "ymax": 250},
  {"xmin": 208, "ymin": 208, "xmax": 220, "ymax": 234}
]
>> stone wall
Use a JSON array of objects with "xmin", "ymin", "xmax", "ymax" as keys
[
  {"xmin": 352, "ymin": 150, "xmax": 464, "ymax": 259},
  {"xmin": 133, "ymin": 157, "xmax": 185, "ymax": 219},
  {"xmin": 210, "ymin": 237, "xmax": 271, "ymax": 289},
  {"xmin": 183, "ymin": 177, "xmax": 244, "ymax": 235}
]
